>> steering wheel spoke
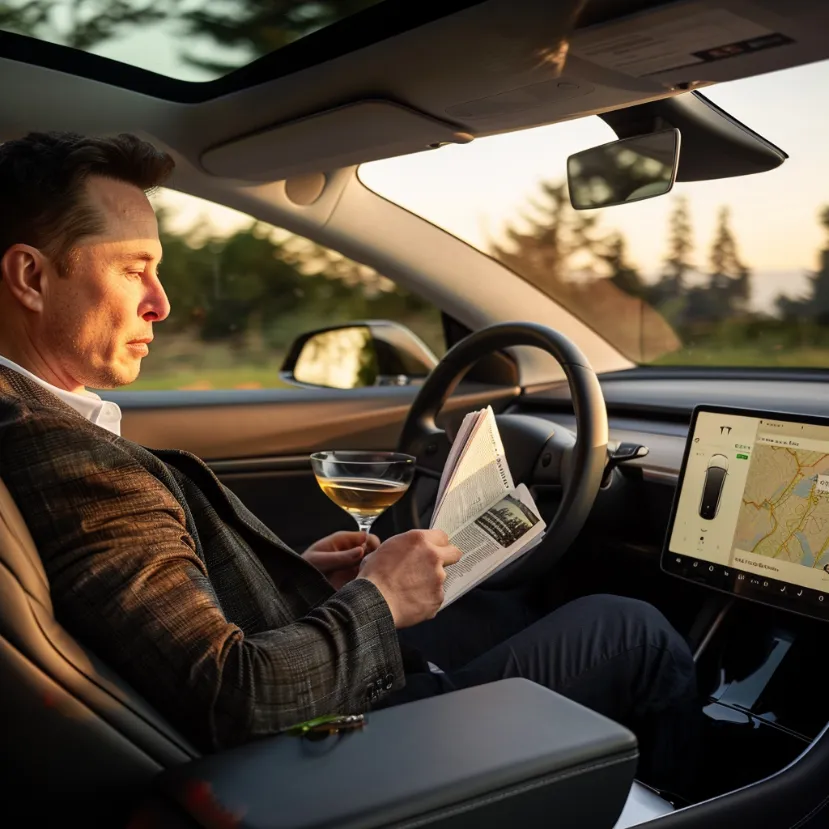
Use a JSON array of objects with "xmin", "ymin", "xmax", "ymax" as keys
[
  {"xmin": 531, "ymin": 425, "xmax": 576, "ymax": 488},
  {"xmin": 404, "ymin": 428, "xmax": 452, "ymax": 479}
]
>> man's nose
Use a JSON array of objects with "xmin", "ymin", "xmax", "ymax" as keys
[{"xmin": 142, "ymin": 276, "xmax": 171, "ymax": 323}]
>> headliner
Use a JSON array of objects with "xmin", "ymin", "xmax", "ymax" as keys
[{"xmin": 1, "ymin": 0, "xmax": 827, "ymax": 185}]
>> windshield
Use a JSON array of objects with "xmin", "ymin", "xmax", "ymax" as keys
[{"xmin": 360, "ymin": 59, "xmax": 829, "ymax": 369}]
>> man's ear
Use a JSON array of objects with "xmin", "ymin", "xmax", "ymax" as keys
[{"xmin": 1, "ymin": 245, "xmax": 47, "ymax": 313}]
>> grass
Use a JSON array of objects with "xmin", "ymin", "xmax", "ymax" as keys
[
  {"xmin": 652, "ymin": 345, "xmax": 829, "ymax": 369},
  {"xmin": 128, "ymin": 365, "xmax": 294, "ymax": 391}
]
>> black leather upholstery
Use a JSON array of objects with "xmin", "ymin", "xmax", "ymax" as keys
[
  {"xmin": 0, "ymin": 478, "xmax": 198, "ymax": 825},
  {"xmin": 142, "ymin": 678, "xmax": 640, "ymax": 829}
]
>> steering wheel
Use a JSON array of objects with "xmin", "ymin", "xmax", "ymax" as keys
[{"xmin": 393, "ymin": 322, "xmax": 608, "ymax": 587}]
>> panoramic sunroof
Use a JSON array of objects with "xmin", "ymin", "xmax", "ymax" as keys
[{"xmin": 0, "ymin": 0, "xmax": 385, "ymax": 82}]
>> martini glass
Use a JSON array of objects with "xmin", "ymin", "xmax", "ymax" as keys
[{"xmin": 311, "ymin": 450, "xmax": 416, "ymax": 536}]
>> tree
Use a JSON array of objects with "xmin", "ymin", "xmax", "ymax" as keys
[
  {"xmin": 707, "ymin": 206, "xmax": 750, "ymax": 317},
  {"xmin": 489, "ymin": 180, "xmax": 680, "ymax": 362},
  {"xmin": 599, "ymin": 233, "xmax": 648, "ymax": 300},
  {"xmin": 660, "ymin": 195, "xmax": 694, "ymax": 293},
  {"xmin": 490, "ymin": 181, "xmax": 605, "ymax": 306},
  {"xmin": 150, "ymin": 208, "xmax": 443, "ymax": 361},
  {"xmin": 638, "ymin": 195, "xmax": 695, "ymax": 328},
  {"xmin": 0, "ymin": 0, "xmax": 168, "ymax": 50},
  {"xmin": 180, "ymin": 0, "xmax": 381, "ymax": 75},
  {"xmin": 778, "ymin": 206, "xmax": 829, "ymax": 326}
]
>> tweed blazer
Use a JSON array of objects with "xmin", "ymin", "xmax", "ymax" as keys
[{"xmin": 0, "ymin": 366, "xmax": 405, "ymax": 751}]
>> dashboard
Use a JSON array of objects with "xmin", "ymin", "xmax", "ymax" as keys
[{"xmin": 517, "ymin": 374, "xmax": 829, "ymax": 623}]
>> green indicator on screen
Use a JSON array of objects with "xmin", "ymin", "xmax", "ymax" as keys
[{"xmin": 736, "ymin": 453, "xmax": 749, "ymax": 460}]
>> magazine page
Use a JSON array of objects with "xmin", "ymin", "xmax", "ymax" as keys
[
  {"xmin": 441, "ymin": 483, "xmax": 545, "ymax": 609},
  {"xmin": 430, "ymin": 406, "xmax": 515, "ymax": 539},
  {"xmin": 434, "ymin": 409, "xmax": 481, "ymax": 511}
]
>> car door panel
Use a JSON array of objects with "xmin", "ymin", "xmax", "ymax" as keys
[{"xmin": 109, "ymin": 382, "xmax": 519, "ymax": 551}]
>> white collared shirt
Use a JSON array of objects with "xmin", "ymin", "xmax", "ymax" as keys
[{"xmin": 0, "ymin": 355, "xmax": 122, "ymax": 436}]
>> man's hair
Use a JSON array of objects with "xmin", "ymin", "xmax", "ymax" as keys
[{"xmin": 0, "ymin": 131, "xmax": 175, "ymax": 272}]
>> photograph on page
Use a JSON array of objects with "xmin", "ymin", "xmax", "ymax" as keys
[{"xmin": 474, "ymin": 490, "xmax": 541, "ymax": 548}]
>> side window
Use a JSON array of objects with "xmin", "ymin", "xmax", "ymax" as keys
[{"xmin": 131, "ymin": 190, "xmax": 445, "ymax": 391}]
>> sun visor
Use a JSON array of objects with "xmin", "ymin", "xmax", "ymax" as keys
[
  {"xmin": 200, "ymin": 101, "xmax": 473, "ymax": 182},
  {"xmin": 570, "ymin": 0, "xmax": 828, "ymax": 90}
]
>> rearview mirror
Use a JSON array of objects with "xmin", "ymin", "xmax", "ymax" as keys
[
  {"xmin": 567, "ymin": 128, "xmax": 680, "ymax": 210},
  {"xmin": 281, "ymin": 321, "xmax": 439, "ymax": 389}
]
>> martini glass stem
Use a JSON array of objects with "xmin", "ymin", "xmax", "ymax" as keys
[{"xmin": 354, "ymin": 514, "xmax": 377, "ymax": 537}]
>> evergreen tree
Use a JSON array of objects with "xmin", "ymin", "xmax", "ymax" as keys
[
  {"xmin": 599, "ymin": 233, "xmax": 647, "ymax": 300},
  {"xmin": 490, "ymin": 181, "xmax": 605, "ymax": 311},
  {"xmin": 646, "ymin": 195, "xmax": 695, "ymax": 326},
  {"xmin": 490, "ymin": 180, "xmax": 680, "ymax": 362},
  {"xmin": 707, "ymin": 206, "xmax": 750, "ymax": 318},
  {"xmin": 661, "ymin": 195, "xmax": 694, "ymax": 293},
  {"xmin": 779, "ymin": 206, "xmax": 829, "ymax": 325}
]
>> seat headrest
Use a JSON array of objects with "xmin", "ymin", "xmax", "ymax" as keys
[{"xmin": 0, "ymin": 478, "xmax": 52, "ymax": 612}]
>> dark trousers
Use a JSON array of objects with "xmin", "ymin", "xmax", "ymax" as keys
[{"xmin": 388, "ymin": 589, "xmax": 700, "ymax": 794}]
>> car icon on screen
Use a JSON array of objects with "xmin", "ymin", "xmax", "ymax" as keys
[{"xmin": 699, "ymin": 454, "xmax": 729, "ymax": 520}]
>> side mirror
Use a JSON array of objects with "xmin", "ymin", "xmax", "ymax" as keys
[
  {"xmin": 280, "ymin": 321, "xmax": 439, "ymax": 389},
  {"xmin": 567, "ymin": 128, "xmax": 681, "ymax": 210}
]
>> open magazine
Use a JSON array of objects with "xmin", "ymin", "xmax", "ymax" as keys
[{"xmin": 431, "ymin": 406, "xmax": 546, "ymax": 609}]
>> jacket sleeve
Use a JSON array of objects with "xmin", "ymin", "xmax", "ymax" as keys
[{"xmin": 0, "ymin": 410, "xmax": 405, "ymax": 751}]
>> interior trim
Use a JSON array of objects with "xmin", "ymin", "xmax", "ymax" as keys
[
  {"xmin": 641, "ymin": 468, "xmax": 679, "ymax": 485},
  {"xmin": 208, "ymin": 456, "xmax": 311, "ymax": 475}
]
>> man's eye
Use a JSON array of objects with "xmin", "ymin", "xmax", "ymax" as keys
[{"xmin": 125, "ymin": 271, "xmax": 143, "ymax": 279}]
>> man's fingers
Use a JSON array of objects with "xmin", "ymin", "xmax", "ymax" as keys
[
  {"xmin": 438, "ymin": 544, "xmax": 463, "ymax": 566},
  {"xmin": 333, "ymin": 531, "xmax": 368, "ymax": 548},
  {"xmin": 365, "ymin": 533, "xmax": 381, "ymax": 552},
  {"xmin": 307, "ymin": 546, "xmax": 364, "ymax": 570},
  {"xmin": 423, "ymin": 529, "xmax": 450, "ymax": 546}
]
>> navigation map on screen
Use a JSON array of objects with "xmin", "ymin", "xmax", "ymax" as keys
[{"xmin": 667, "ymin": 410, "xmax": 829, "ymax": 595}]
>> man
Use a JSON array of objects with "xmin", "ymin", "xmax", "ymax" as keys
[{"xmin": 0, "ymin": 132, "xmax": 697, "ymax": 789}]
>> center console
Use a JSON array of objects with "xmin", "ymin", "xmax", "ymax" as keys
[
  {"xmin": 655, "ymin": 405, "xmax": 829, "ymax": 814},
  {"xmin": 130, "ymin": 678, "xmax": 645, "ymax": 829}
]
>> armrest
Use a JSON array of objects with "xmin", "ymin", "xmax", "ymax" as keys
[{"xmin": 135, "ymin": 678, "xmax": 638, "ymax": 829}]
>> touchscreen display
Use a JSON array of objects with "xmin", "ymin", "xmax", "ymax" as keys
[{"xmin": 663, "ymin": 407, "xmax": 829, "ymax": 619}]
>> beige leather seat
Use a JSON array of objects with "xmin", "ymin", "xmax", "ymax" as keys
[
  {"xmin": 0, "ymin": 477, "xmax": 197, "ymax": 825},
  {"xmin": 0, "ymin": 476, "xmax": 672, "ymax": 827}
]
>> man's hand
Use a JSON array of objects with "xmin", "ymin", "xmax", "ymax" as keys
[
  {"xmin": 358, "ymin": 529, "xmax": 462, "ymax": 628},
  {"xmin": 303, "ymin": 530, "xmax": 381, "ymax": 590}
]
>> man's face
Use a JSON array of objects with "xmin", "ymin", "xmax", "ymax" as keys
[{"xmin": 39, "ymin": 176, "xmax": 169, "ymax": 390}]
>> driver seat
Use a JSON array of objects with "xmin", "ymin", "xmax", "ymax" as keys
[
  {"xmin": 0, "ymin": 476, "xmax": 673, "ymax": 827},
  {"xmin": 0, "ymin": 476, "xmax": 198, "ymax": 825}
]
